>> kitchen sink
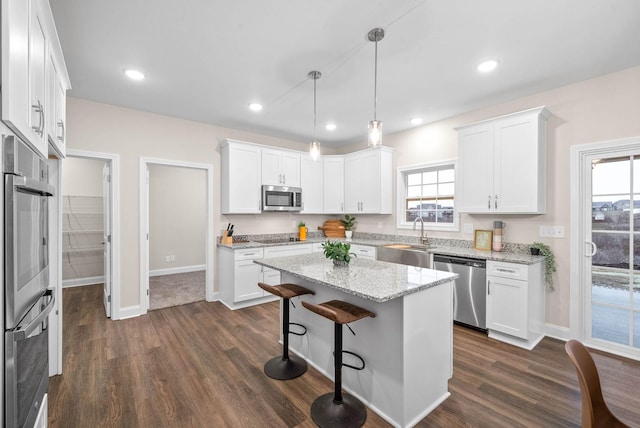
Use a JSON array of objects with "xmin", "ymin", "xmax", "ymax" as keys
[{"xmin": 376, "ymin": 243, "xmax": 433, "ymax": 269}]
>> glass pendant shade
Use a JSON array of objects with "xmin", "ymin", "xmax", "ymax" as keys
[
  {"xmin": 368, "ymin": 120, "xmax": 382, "ymax": 147},
  {"xmin": 310, "ymin": 141, "xmax": 320, "ymax": 160}
]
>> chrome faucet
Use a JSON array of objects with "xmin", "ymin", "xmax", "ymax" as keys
[{"xmin": 414, "ymin": 216, "xmax": 428, "ymax": 245}]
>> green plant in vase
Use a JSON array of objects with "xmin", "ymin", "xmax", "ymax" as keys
[
  {"xmin": 343, "ymin": 214, "xmax": 356, "ymax": 240},
  {"xmin": 322, "ymin": 240, "xmax": 356, "ymax": 267},
  {"xmin": 530, "ymin": 241, "xmax": 557, "ymax": 290}
]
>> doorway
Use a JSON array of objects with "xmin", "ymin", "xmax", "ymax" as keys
[
  {"xmin": 64, "ymin": 150, "xmax": 120, "ymax": 318},
  {"xmin": 571, "ymin": 138, "xmax": 640, "ymax": 360},
  {"xmin": 139, "ymin": 158, "xmax": 214, "ymax": 314}
]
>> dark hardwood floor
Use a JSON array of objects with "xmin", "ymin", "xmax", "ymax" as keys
[{"xmin": 49, "ymin": 284, "xmax": 640, "ymax": 427}]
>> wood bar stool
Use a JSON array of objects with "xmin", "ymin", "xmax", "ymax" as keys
[
  {"xmin": 257, "ymin": 282, "xmax": 315, "ymax": 380},
  {"xmin": 302, "ymin": 299, "xmax": 375, "ymax": 428}
]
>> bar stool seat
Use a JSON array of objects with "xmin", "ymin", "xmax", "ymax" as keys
[
  {"xmin": 258, "ymin": 282, "xmax": 314, "ymax": 380},
  {"xmin": 302, "ymin": 299, "xmax": 375, "ymax": 428}
]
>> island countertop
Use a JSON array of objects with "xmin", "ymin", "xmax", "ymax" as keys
[{"xmin": 254, "ymin": 252, "xmax": 458, "ymax": 303}]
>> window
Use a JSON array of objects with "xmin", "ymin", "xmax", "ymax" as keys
[{"xmin": 397, "ymin": 161, "xmax": 457, "ymax": 230}]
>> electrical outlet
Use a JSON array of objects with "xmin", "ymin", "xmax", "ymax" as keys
[
  {"xmin": 463, "ymin": 223, "xmax": 474, "ymax": 234},
  {"xmin": 165, "ymin": 256, "xmax": 171, "ymax": 262},
  {"xmin": 539, "ymin": 226, "xmax": 565, "ymax": 238},
  {"xmin": 170, "ymin": 255, "xmax": 176, "ymax": 262}
]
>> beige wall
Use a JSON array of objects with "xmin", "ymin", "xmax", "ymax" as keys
[
  {"xmin": 62, "ymin": 157, "xmax": 104, "ymax": 196},
  {"xmin": 67, "ymin": 65, "xmax": 640, "ymax": 327},
  {"xmin": 148, "ymin": 164, "xmax": 206, "ymax": 271}
]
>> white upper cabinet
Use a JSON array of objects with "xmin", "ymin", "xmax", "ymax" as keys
[
  {"xmin": 261, "ymin": 148, "xmax": 300, "ymax": 186},
  {"xmin": 300, "ymin": 154, "xmax": 323, "ymax": 214},
  {"xmin": 323, "ymin": 156, "xmax": 345, "ymax": 214},
  {"xmin": 457, "ymin": 107, "xmax": 550, "ymax": 214},
  {"xmin": 344, "ymin": 148, "xmax": 393, "ymax": 214},
  {"xmin": 221, "ymin": 140, "xmax": 262, "ymax": 214},
  {"xmin": 2, "ymin": 0, "xmax": 70, "ymax": 159}
]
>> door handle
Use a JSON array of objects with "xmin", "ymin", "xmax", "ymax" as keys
[{"xmin": 586, "ymin": 241, "xmax": 597, "ymax": 257}]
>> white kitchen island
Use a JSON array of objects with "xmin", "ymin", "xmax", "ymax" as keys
[{"xmin": 254, "ymin": 253, "xmax": 458, "ymax": 428}]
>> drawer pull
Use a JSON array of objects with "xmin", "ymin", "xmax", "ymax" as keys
[{"xmin": 496, "ymin": 268, "xmax": 517, "ymax": 273}]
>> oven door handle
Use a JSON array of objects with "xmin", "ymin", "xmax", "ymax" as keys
[
  {"xmin": 14, "ymin": 289, "xmax": 55, "ymax": 342},
  {"xmin": 13, "ymin": 175, "xmax": 55, "ymax": 197}
]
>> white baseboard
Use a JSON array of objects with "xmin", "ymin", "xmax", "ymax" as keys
[
  {"xmin": 207, "ymin": 291, "xmax": 220, "ymax": 302},
  {"xmin": 116, "ymin": 305, "xmax": 142, "ymax": 320},
  {"xmin": 149, "ymin": 264, "xmax": 205, "ymax": 277},
  {"xmin": 544, "ymin": 322, "xmax": 571, "ymax": 341},
  {"xmin": 62, "ymin": 276, "xmax": 104, "ymax": 288}
]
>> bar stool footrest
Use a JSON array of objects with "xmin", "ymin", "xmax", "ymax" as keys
[
  {"xmin": 340, "ymin": 350, "xmax": 365, "ymax": 371},
  {"xmin": 288, "ymin": 322, "xmax": 307, "ymax": 336},
  {"xmin": 264, "ymin": 354, "xmax": 307, "ymax": 380},
  {"xmin": 310, "ymin": 392, "xmax": 367, "ymax": 428}
]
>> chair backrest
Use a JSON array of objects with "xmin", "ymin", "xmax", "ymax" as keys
[
  {"xmin": 565, "ymin": 340, "xmax": 605, "ymax": 425},
  {"xmin": 565, "ymin": 339, "xmax": 613, "ymax": 427}
]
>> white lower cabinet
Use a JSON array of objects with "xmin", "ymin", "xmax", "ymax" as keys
[
  {"xmin": 349, "ymin": 244, "xmax": 376, "ymax": 260},
  {"xmin": 486, "ymin": 260, "xmax": 545, "ymax": 350},
  {"xmin": 219, "ymin": 244, "xmax": 312, "ymax": 309}
]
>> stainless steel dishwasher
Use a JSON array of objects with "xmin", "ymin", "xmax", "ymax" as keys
[{"xmin": 433, "ymin": 255, "xmax": 487, "ymax": 330}]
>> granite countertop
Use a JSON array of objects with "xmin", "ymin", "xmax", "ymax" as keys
[
  {"xmin": 218, "ymin": 236, "xmax": 544, "ymax": 265},
  {"xmin": 254, "ymin": 253, "xmax": 458, "ymax": 303}
]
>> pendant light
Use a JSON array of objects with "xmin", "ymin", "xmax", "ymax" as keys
[
  {"xmin": 367, "ymin": 27, "xmax": 385, "ymax": 148},
  {"xmin": 308, "ymin": 70, "xmax": 322, "ymax": 160}
]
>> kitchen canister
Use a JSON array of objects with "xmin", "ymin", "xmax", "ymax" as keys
[{"xmin": 492, "ymin": 221, "xmax": 505, "ymax": 252}]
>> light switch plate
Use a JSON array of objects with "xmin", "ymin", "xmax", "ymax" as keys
[
  {"xmin": 539, "ymin": 225, "xmax": 565, "ymax": 238},
  {"xmin": 463, "ymin": 223, "xmax": 474, "ymax": 234}
]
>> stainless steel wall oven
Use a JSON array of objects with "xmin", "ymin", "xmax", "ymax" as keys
[{"xmin": 3, "ymin": 135, "xmax": 55, "ymax": 428}]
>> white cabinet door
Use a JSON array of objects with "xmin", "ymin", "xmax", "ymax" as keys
[
  {"xmin": 1, "ymin": 0, "xmax": 30, "ymax": 143},
  {"xmin": 344, "ymin": 154, "xmax": 361, "ymax": 213},
  {"xmin": 344, "ymin": 148, "xmax": 392, "ymax": 214},
  {"xmin": 457, "ymin": 107, "xmax": 548, "ymax": 214},
  {"xmin": 28, "ymin": 0, "xmax": 47, "ymax": 156},
  {"xmin": 261, "ymin": 267, "xmax": 281, "ymax": 286},
  {"xmin": 261, "ymin": 148, "xmax": 282, "ymax": 185},
  {"xmin": 323, "ymin": 156, "xmax": 345, "ymax": 214},
  {"xmin": 234, "ymin": 259, "xmax": 264, "ymax": 302},
  {"xmin": 280, "ymin": 151, "xmax": 300, "ymax": 186},
  {"xmin": 300, "ymin": 154, "xmax": 323, "ymax": 213},
  {"xmin": 261, "ymin": 149, "xmax": 300, "ymax": 186},
  {"xmin": 493, "ymin": 114, "xmax": 544, "ymax": 213},
  {"xmin": 457, "ymin": 123, "xmax": 494, "ymax": 213},
  {"xmin": 46, "ymin": 51, "xmax": 67, "ymax": 158},
  {"xmin": 221, "ymin": 141, "xmax": 262, "ymax": 213},
  {"xmin": 486, "ymin": 274, "xmax": 528, "ymax": 340}
]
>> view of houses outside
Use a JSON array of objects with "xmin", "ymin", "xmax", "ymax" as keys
[{"xmin": 591, "ymin": 156, "xmax": 640, "ymax": 348}]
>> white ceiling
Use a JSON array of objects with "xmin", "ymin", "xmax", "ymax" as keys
[{"xmin": 50, "ymin": 0, "xmax": 640, "ymax": 148}]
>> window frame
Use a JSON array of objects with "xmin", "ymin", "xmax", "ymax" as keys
[{"xmin": 396, "ymin": 160, "xmax": 459, "ymax": 231}]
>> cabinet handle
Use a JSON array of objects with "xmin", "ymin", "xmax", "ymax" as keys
[
  {"xmin": 243, "ymin": 252, "xmax": 257, "ymax": 256},
  {"xmin": 341, "ymin": 202, "xmax": 343, "ymax": 211},
  {"xmin": 283, "ymin": 174, "xmax": 286, "ymax": 183},
  {"xmin": 487, "ymin": 280, "xmax": 490, "ymax": 295},
  {"xmin": 495, "ymin": 194, "xmax": 498, "ymax": 209},
  {"xmin": 57, "ymin": 121, "xmax": 65, "ymax": 142},
  {"xmin": 488, "ymin": 195, "xmax": 491, "ymax": 209},
  {"xmin": 496, "ymin": 268, "xmax": 516, "ymax": 274},
  {"xmin": 32, "ymin": 101, "xmax": 44, "ymax": 136}
]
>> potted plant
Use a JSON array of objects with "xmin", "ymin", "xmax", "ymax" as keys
[
  {"xmin": 343, "ymin": 214, "xmax": 356, "ymax": 240},
  {"xmin": 530, "ymin": 241, "xmax": 557, "ymax": 290},
  {"xmin": 322, "ymin": 240, "xmax": 356, "ymax": 267},
  {"xmin": 298, "ymin": 221, "xmax": 307, "ymax": 241}
]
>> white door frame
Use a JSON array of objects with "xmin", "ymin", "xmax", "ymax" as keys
[
  {"xmin": 570, "ymin": 136, "xmax": 640, "ymax": 360},
  {"xmin": 66, "ymin": 149, "xmax": 121, "ymax": 319},
  {"xmin": 139, "ymin": 157, "xmax": 214, "ymax": 314}
]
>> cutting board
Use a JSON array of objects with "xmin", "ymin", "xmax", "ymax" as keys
[{"xmin": 318, "ymin": 219, "xmax": 345, "ymax": 237}]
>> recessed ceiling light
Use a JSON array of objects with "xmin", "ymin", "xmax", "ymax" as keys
[
  {"xmin": 124, "ymin": 69, "xmax": 145, "ymax": 80},
  {"xmin": 477, "ymin": 60, "xmax": 499, "ymax": 73},
  {"xmin": 410, "ymin": 117, "xmax": 423, "ymax": 125},
  {"xmin": 248, "ymin": 103, "xmax": 263, "ymax": 112},
  {"xmin": 325, "ymin": 123, "xmax": 336, "ymax": 131}
]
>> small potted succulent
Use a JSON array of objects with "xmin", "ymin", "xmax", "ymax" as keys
[
  {"xmin": 530, "ymin": 241, "xmax": 557, "ymax": 290},
  {"xmin": 342, "ymin": 214, "xmax": 356, "ymax": 240},
  {"xmin": 322, "ymin": 240, "xmax": 356, "ymax": 267}
]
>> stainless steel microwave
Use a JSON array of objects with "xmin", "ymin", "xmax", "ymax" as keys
[{"xmin": 262, "ymin": 185, "xmax": 302, "ymax": 211}]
